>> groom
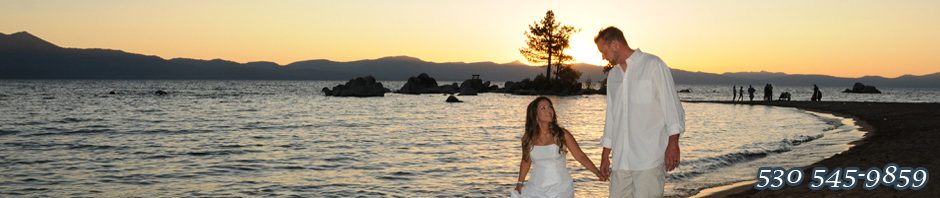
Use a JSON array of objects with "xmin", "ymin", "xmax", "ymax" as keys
[{"xmin": 595, "ymin": 26, "xmax": 686, "ymax": 197}]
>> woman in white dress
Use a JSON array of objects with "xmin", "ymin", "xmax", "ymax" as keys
[{"xmin": 513, "ymin": 96, "xmax": 603, "ymax": 197}]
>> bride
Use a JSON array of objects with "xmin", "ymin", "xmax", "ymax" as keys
[{"xmin": 513, "ymin": 96, "xmax": 604, "ymax": 197}]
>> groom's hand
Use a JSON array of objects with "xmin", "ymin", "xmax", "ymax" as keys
[{"xmin": 665, "ymin": 134, "xmax": 680, "ymax": 172}]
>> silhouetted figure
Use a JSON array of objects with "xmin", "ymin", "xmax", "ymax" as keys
[
  {"xmin": 778, "ymin": 92, "xmax": 791, "ymax": 101},
  {"xmin": 763, "ymin": 84, "xmax": 774, "ymax": 101},
  {"xmin": 733, "ymin": 86, "xmax": 737, "ymax": 102},
  {"xmin": 747, "ymin": 85, "xmax": 756, "ymax": 101},
  {"xmin": 739, "ymin": 87, "xmax": 744, "ymax": 102},
  {"xmin": 811, "ymin": 84, "xmax": 822, "ymax": 101},
  {"xmin": 817, "ymin": 86, "xmax": 822, "ymax": 101}
]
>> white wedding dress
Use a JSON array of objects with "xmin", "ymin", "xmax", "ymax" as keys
[{"xmin": 512, "ymin": 144, "xmax": 574, "ymax": 198}]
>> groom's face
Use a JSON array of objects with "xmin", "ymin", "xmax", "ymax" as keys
[{"xmin": 596, "ymin": 40, "xmax": 617, "ymax": 65}]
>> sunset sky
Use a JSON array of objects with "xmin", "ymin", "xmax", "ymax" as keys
[{"xmin": 2, "ymin": 0, "xmax": 938, "ymax": 78}]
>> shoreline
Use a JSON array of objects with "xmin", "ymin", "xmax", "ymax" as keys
[{"xmin": 685, "ymin": 100, "xmax": 940, "ymax": 197}]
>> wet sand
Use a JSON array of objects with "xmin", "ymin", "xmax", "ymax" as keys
[{"xmin": 687, "ymin": 101, "xmax": 940, "ymax": 197}]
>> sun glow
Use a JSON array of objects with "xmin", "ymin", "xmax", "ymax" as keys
[
  {"xmin": 2, "ymin": 1, "xmax": 938, "ymax": 77},
  {"xmin": 567, "ymin": 35, "xmax": 608, "ymax": 66}
]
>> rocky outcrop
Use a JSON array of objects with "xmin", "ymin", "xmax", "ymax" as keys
[
  {"xmin": 456, "ymin": 75, "xmax": 498, "ymax": 95},
  {"xmin": 322, "ymin": 76, "xmax": 390, "ymax": 97},
  {"xmin": 843, "ymin": 82, "xmax": 881, "ymax": 94},
  {"xmin": 446, "ymin": 95, "xmax": 462, "ymax": 103},
  {"xmin": 397, "ymin": 73, "xmax": 440, "ymax": 94},
  {"xmin": 459, "ymin": 84, "xmax": 478, "ymax": 95},
  {"xmin": 439, "ymin": 83, "xmax": 460, "ymax": 94}
]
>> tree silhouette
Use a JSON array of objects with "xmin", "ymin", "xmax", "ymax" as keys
[{"xmin": 519, "ymin": 10, "xmax": 577, "ymax": 83}]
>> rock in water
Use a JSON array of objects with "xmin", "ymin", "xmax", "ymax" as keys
[
  {"xmin": 397, "ymin": 73, "xmax": 440, "ymax": 94},
  {"xmin": 843, "ymin": 82, "xmax": 881, "ymax": 94},
  {"xmin": 446, "ymin": 95, "xmax": 462, "ymax": 103},
  {"xmin": 438, "ymin": 83, "xmax": 459, "ymax": 94},
  {"xmin": 459, "ymin": 84, "xmax": 478, "ymax": 96},
  {"xmin": 460, "ymin": 78, "xmax": 484, "ymax": 93},
  {"xmin": 322, "ymin": 76, "xmax": 389, "ymax": 97},
  {"xmin": 321, "ymin": 87, "xmax": 333, "ymax": 96}
]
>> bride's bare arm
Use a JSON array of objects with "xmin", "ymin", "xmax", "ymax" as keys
[
  {"xmin": 516, "ymin": 141, "xmax": 531, "ymax": 192},
  {"xmin": 563, "ymin": 129, "xmax": 601, "ymax": 178}
]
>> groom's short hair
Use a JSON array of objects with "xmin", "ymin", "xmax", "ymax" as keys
[{"xmin": 594, "ymin": 26, "xmax": 627, "ymax": 45}]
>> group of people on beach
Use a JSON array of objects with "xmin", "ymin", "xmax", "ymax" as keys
[
  {"xmin": 731, "ymin": 84, "xmax": 823, "ymax": 102},
  {"xmin": 512, "ymin": 26, "xmax": 686, "ymax": 198}
]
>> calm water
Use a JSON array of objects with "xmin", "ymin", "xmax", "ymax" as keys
[{"xmin": 0, "ymin": 80, "xmax": 931, "ymax": 197}]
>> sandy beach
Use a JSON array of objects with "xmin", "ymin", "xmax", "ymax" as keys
[{"xmin": 688, "ymin": 101, "xmax": 940, "ymax": 197}]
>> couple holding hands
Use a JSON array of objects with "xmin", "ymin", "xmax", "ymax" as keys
[{"xmin": 512, "ymin": 27, "xmax": 686, "ymax": 198}]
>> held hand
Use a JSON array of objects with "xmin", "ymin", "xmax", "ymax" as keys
[
  {"xmin": 665, "ymin": 140, "xmax": 680, "ymax": 172},
  {"xmin": 514, "ymin": 184, "xmax": 523, "ymax": 193},
  {"xmin": 593, "ymin": 170, "xmax": 605, "ymax": 181},
  {"xmin": 600, "ymin": 158, "xmax": 611, "ymax": 181}
]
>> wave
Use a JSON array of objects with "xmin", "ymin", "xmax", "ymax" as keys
[
  {"xmin": 22, "ymin": 128, "xmax": 115, "ymax": 137},
  {"xmin": 51, "ymin": 117, "xmax": 106, "ymax": 124},
  {"xmin": 803, "ymin": 111, "xmax": 848, "ymax": 133},
  {"xmin": 668, "ymin": 133, "xmax": 824, "ymax": 181},
  {"xmin": 0, "ymin": 129, "xmax": 17, "ymax": 136},
  {"xmin": 185, "ymin": 149, "xmax": 264, "ymax": 157}
]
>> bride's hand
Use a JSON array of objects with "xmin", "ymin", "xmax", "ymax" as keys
[{"xmin": 514, "ymin": 184, "xmax": 523, "ymax": 193}]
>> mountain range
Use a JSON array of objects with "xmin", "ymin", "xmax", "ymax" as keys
[{"xmin": 1, "ymin": 31, "xmax": 937, "ymax": 88}]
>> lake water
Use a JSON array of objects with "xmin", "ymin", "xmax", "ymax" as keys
[{"xmin": 0, "ymin": 80, "xmax": 934, "ymax": 197}]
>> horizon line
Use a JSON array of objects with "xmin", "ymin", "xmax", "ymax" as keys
[{"xmin": 3, "ymin": 31, "xmax": 937, "ymax": 79}]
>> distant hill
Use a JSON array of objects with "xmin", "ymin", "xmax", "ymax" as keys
[{"xmin": 1, "ymin": 31, "xmax": 937, "ymax": 87}]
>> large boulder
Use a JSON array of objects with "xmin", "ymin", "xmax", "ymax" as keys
[
  {"xmin": 459, "ymin": 84, "xmax": 478, "ymax": 95},
  {"xmin": 439, "ymin": 83, "xmax": 459, "ymax": 94},
  {"xmin": 498, "ymin": 79, "xmax": 530, "ymax": 94},
  {"xmin": 396, "ymin": 73, "xmax": 440, "ymax": 94},
  {"xmin": 322, "ymin": 76, "xmax": 390, "ymax": 97},
  {"xmin": 446, "ymin": 95, "xmax": 462, "ymax": 103},
  {"xmin": 843, "ymin": 82, "xmax": 881, "ymax": 94},
  {"xmin": 460, "ymin": 78, "xmax": 484, "ymax": 93},
  {"xmin": 458, "ymin": 78, "xmax": 484, "ymax": 96}
]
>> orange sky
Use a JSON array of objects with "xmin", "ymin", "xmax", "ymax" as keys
[{"xmin": 2, "ymin": 0, "xmax": 938, "ymax": 78}]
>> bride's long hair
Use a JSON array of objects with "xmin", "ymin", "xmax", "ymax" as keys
[{"xmin": 521, "ymin": 96, "xmax": 566, "ymax": 162}]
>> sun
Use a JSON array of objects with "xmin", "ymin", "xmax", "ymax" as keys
[{"xmin": 567, "ymin": 35, "xmax": 607, "ymax": 66}]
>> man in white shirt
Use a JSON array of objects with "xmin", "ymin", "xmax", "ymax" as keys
[{"xmin": 594, "ymin": 26, "xmax": 685, "ymax": 198}]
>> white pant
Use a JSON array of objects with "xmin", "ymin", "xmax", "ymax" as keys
[{"xmin": 609, "ymin": 165, "xmax": 665, "ymax": 198}]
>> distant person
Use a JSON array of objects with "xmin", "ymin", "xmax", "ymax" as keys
[
  {"xmin": 594, "ymin": 26, "xmax": 686, "ymax": 198},
  {"xmin": 768, "ymin": 84, "xmax": 773, "ymax": 101},
  {"xmin": 748, "ymin": 85, "xmax": 756, "ymax": 101},
  {"xmin": 513, "ymin": 97, "xmax": 603, "ymax": 197},
  {"xmin": 763, "ymin": 84, "xmax": 774, "ymax": 101},
  {"xmin": 811, "ymin": 84, "xmax": 822, "ymax": 101},
  {"xmin": 816, "ymin": 85, "xmax": 822, "ymax": 101},
  {"xmin": 733, "ymin": 85, "xmax": 737, "ymax": 102},
  {"xmin": 778, "ymin": 92, "xmax": 791, "ymax": 101},
  {"xmin": 739, "ymin": 87, "xmax": 744, "ymax": 102}
]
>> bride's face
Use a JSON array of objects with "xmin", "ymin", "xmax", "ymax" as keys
[{"xmin": 537, "ymin": 100, "xmax": 554, "ymax": 123}]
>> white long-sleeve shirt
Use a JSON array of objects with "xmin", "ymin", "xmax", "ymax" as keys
[{"xmin": 602, "ymin": 49, "xmax": 686, "ymax": 171}]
